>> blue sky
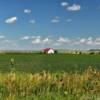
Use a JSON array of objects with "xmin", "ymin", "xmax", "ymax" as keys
[{"xmin": 0, "ymin": 0, "xmax": 100, "ymax": 50}]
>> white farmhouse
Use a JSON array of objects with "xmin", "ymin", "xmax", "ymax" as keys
[{"xmin": 43, "ymin": 48, "xmax": 55, "ymax": 54}]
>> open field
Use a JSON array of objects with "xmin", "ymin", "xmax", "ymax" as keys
[
  {"xmin": 0, "ymin": 53, "xmax": 100, "ymax": 99},
  {"xmin": 0, "ymin": 53, "xmax": 100, "ymax": 73}
]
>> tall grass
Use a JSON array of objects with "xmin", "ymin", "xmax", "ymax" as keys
[{"xmin": 0, "ymin": 66, "xmax": 100, "ymax": 100}]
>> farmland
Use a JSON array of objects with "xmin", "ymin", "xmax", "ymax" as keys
[
  {"xmin": 0, "ymin": 53, "xmax": 100, "ymax": 99},
  {"xmin": 0, "ymin": 53, "xmax": 100, "ymax": 73}
]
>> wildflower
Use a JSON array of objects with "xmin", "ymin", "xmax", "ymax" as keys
[
  {"xmin": 64, "ymin": 91, "xmax": 68, "ymax": 95},
  {"xmin": 10, "ymin": 58, "xmax": 15, "ymax": 68}
]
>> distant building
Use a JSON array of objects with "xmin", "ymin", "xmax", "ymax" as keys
[{"xmin": 43, "ymin": 48, "xmax": 55, "ymax": 54}]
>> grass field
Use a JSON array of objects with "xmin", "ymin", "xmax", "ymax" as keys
[
  {"xmin": 0, "ymin": 53, "xmax": 100, "ymax": 99},
  {"xmin": 0, "ymin": 53, "xmax": 100, "ymax": 73}
]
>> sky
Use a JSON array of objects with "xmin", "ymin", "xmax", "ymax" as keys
[{"xmin": 0, "ymin": 0, "xmax": 100, "ymax": 50}]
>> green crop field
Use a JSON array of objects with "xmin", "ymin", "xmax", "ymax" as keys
[
  {"xmin": 0, "ymin": 53, "xmax": 100, "ymax": 99},
  {"xmin": 0, "ymin": 53, "xmax": 100, "ymax": 73}
]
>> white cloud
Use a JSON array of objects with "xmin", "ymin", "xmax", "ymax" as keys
[
  {"xmin": 29, "ymin": 20, "xmax": 36, "ymax": 24},
  {"xmin": 66, "ymin": 19, "xmax": 72, "ymax": 22},
  {"xmin": 0, "ymin": 35, "xmax": 5, "ymax": 39},
  {"xmin": 57, "ymin": 37, "xmax": 66, "ymax": 43},
  {"xmin": 79, "ymin": 38, "xmax": 86, "ymax": 43},
  {"xmin": 56, "ymin": 37, "xmax": 99, "ymax": 46},
  {"xmin": 87, "ymin": 37, "xmax": 93, "ymax": 41},
  {"xmin": 31, "ymin": 36, "xmax": 42, "ymax": 44},
  {"xmin": 18, "ymin": 35, "xmax": 100, "ymax": 49},
  {"xmin": 61, "ymin": 2, "xmax": 68, "ymax": 7},
  {"xmin": 24, "ymin": 9, "xmax": 32, "ymax": 14},
  {"xmin": 31, "ymin": 37, "xmax": 52, "ymax": 45},
  {"xmin": 21, "ymin": 36, "xmax": 30, "ymax": 40},
  {"xmin": 55, "ymin": 16, "xmax": 60, "ymax": 19},
  {"xmin": 94, "ymin": 41, "xmax": 100, "ymax": 45},
  {"xmin": 32, "ymin": 38, "xmax": 41, "ymax": 44},
  {"xmin": 76, "ymin": 37, "xmax": 94, "ymax": 45},
  {"xmin": 43, "ymin": 38, "xmax": 49, "ymax": 43},
  {"xmin": 95, "ymin": 37, "xmax": 100, "ymax": 42},
  {"xmin": 5, "ymin": 17, "xmax": 18, "ymax": 24},
  {"xmin": 0, "ymin": 39, "xmax": 19, "ymax": 50},
  {"xmin": 51, "ymin": 17, "xmax": 60, "ymax": 23},
  {"xmin": 57, "ymin": 37, "xmax": 70, "ymax": 44},
  {"xmin": 67, "ymin": 4, "xmax": 81, "ymax": 11},
  {"xmin": 51, "ymin": 19, "xmax": 60, "ymax": 23},
  {"xmin": 87, "ymin": 40, "xmax": 93, "ymax": 45},
  {"xmin": 42, "ymin": 38, "xmax": 52, "ymax": 44},
  {"xmin": 94, "ymin": 37, "xmax": 100, "ymax": 45}
]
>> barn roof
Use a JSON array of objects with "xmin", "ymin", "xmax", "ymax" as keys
[{"xmin": 43, "ymin": 48, "xmax": 53, "ymax": 52}]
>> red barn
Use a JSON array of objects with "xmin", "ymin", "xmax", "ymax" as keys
[{"xmin": 43, "ymin": 48, "xmax": 55, "ymax": 54}]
